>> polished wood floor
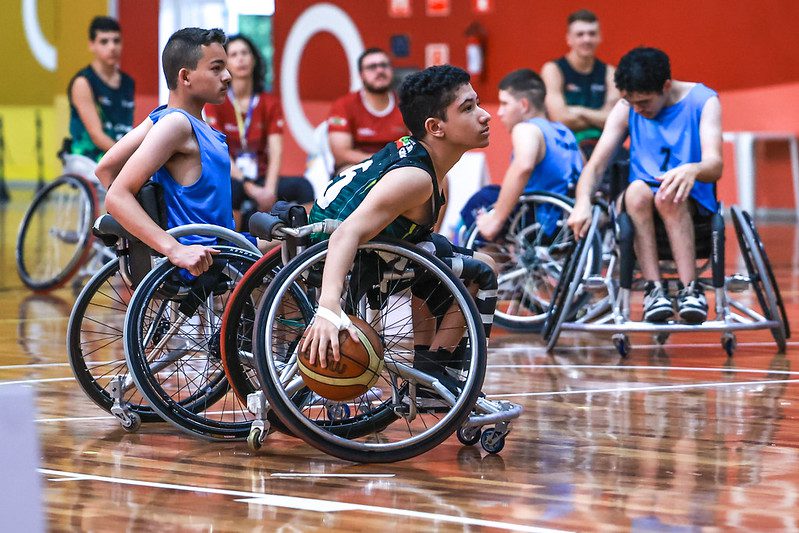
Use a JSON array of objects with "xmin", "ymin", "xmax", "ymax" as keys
[{"xmin": 2, "ymin": 192, "xmax": 799, "ymax": 531}]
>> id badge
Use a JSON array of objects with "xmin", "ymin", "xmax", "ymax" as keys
[{"xmin": 235, "ymin": 152, "xmax": 258, "ymax": 181}]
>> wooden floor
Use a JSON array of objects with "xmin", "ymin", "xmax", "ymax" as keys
[{"xmin": 2, "ymin": 192, "xmax": 799, "ymax": 532}]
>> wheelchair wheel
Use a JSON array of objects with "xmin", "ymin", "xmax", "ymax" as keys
[
  {"xmin": 16, "ymin": 174, "xmax": 97, "ymax": 291},
  {"xmin": 544, "ymin": 213, "xmax": 600, "ymax": 351},
  {"xmin": 124, "ymin": 247, "xmax": 260, "ymax": 439},
  {"xmin": 731, "ymin": 206, "xmax": 789, "ymax": 351},
  {"xmin": 67, "ymin": 258, "xmax": 160, "ymax": 421},
  {"xmin": 253, "ymin": 238, "xmax": 487, "ymax": 463}
]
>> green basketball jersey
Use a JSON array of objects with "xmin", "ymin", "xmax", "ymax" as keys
[{"xmin": 309, "ymin": 136, "xmax": 445, "ymax": 243}]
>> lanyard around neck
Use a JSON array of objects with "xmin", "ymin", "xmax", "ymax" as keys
[{"xmin": 229, "ymin": 89, "xmax": 257, "ymax": 151}]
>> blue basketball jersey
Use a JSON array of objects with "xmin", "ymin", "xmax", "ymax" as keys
[
  {"xmin": 628, "ymin": 83, "xmax": 718, "ymax": 213},
  {"xmin": 525, "ymin": 117, "xmax": 583, "ymax": 195},
  {"xmin": 148, "ymin": 105, "xmax": 235, "ymax": 246}
]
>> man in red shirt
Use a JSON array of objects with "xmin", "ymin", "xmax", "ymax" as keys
[{"xmin": 327, "ymin": 47, "xmax": 408, "ymax": 174}]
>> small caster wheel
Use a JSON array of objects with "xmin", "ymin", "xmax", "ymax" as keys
[
  {"xmin": 122, "ymin": 412, "xmax": 141, "ymax": 433},
  {"xmin": 457, "ymin": 426, "xmax": 481, "ymax": 446},
  {"xmin": 326, "ymin": 402, "xmax": 351, "ymax": 420},
  {"xmin": 612, "ymin": 334, "xmax": 631, "ymax": 357},
  {"xmin": 247, "ymin": 427, "xmax": 264, "ymax": 451},
  {"xmin": 480, "ymin": 428, "xmax": 506, "ymax": 454},
  {"xmin": 721, "ymin": 332, "xmax": 737, "ymax": 357},
  {"xmin": 654, "ymin": 332, "xmax": 670, "ymax": 346}
]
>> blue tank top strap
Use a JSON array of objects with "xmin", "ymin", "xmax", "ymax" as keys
[
  {"xmin": 627, "ymin": 83, "xmax": 719, "ymax": 214},
  {"xmin": 147, "ymin": 106, "xmax": 235, "ymax": 246}
]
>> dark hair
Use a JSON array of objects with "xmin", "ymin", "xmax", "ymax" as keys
[
  {"xmin": 226, "ymin": 34, "xmax": 266, "ymax": 94},
  {"xmin": 162, "ymin": 28, "xmax": 226, "ymax": 90},
  {"xmin": 567, "ymin": 9, "xmax": 598, "ymax": 26},
  {"xmin": 498, "ymin": 69, "xmax": 546, "ymax": 110},
  {"xmin": 398, "ymin": 65, "xmax": 471, "ymax": 139},
  {"xmin": 89, "ymin": 16, "xmax": 120, "ymax": 40},
  {"xmin": 614, "ymin": 47, "xmax": 671, "ymax": 93},
  {"xmin": 358, "ymin": 48, "xmax": 389, "ymax": 71}
]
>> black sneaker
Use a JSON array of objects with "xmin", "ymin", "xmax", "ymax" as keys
[
  {"xmin": 643, "ymin": 281, "xmax": 673, "ymax": 323},
  {"xmin": 677, "ymin": 281, "xmax": 707, "ymax": 324}
]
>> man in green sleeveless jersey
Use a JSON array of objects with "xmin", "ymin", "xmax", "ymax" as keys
[
  {"xmin": 301, "ymin": 65, "xmax": 493, "ymax": 368},
  {"xmin": 67, "ymin": 16, "xmax": 135, "ymax": 169}
]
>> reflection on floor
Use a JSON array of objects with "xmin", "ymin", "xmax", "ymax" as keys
[{"xmin": 0, "ymin": 196, "xmax": 797, "ymax": 531}]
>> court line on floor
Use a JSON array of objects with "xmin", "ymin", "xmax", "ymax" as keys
[
  {"xmin": 39, "ymin": 468, "xmax": 570, "ymax": 533},
  {"xmin": 489, "ymin": 378, "xmax": 799, "ymax": 399},
  {"xmin": 488, "ymin": 364, "xmax": 799, "ymax": 375},
  {"xmin": 0, "ymin": 377, "xmax": 73, "ymax": 386},
  {"xmin": 490, "ymin": 340, "xmax": 799, "ymax": 352}
]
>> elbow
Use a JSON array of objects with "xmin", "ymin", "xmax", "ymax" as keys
[{"xmin": 95, "ymin": 162, "xmax": 113, "ymax": 189}]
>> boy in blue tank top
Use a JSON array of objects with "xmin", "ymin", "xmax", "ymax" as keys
[
  {"xmin": 99, "ymin": 28, "xmax": 234, "ymax": 277},
  {"xmin": 461, "ymin": 68, "xmax": 583, "ymax": 241},
  {"xmin": 568, "ymin": 47, "xmax": 723, "ymax": 323},
  {"xmin": 301, "ymin": 65, "xmax": 494, "ymax": 369}
]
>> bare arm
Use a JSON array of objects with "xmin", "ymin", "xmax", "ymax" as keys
[
  {"xmin": 263, "ymin": 132, "xmax": 282, "ymax": 193},
  {"xmin": 657, "ymin": 96, "xmax": 723, "ymax": 203},
  {"xmin": 476, "ymin": 123, "xmax": 544, "ymax": 240},
  {"xmin": 567, "ymin": 100, "xmax": 630, "ymax": 238},
  {"xmin": 329, "ymin": 131, "xmax": 373, "ymax": 170},
  {"xmin": 104, "ymin": 113, "xmax": 218, "ymax": 275},
  {"xmin": 95, "ymin": 118, "xmax": 154, "ymax": 188},
  {"xmin": 541, "ymin": 62, "xmax": 591, "ymax": 130},
  {"xmin": 300, "ymin": 166, "xmax": 435, "ymax": 366},
  {"xmin": 70, "ymin": 76, "xmax": 116, "ymax": 153}
]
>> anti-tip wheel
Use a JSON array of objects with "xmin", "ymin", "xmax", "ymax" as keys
[
  {"xmin": 722, "ymin": 332, "xmax": 737, "ymax": 357},
  {"xmin": 457, "ymin": 425, "xmax": 482, "ymax": 446},
  {"xmin": 480, "ymin": 428, "xmax": 506, "ymax": 454},
  {"xmin": 122, "ymin": 412, "xmax": 141, "ymax": 433},
  {"xmin": 247, "ymin": 427, "xmax": 264, "ymax": 451},
  {"xmin": 654, "ymin": 332, "xmax": 670, "ymax": 346}
]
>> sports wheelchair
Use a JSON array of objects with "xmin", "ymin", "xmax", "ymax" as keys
[
  {"xmin": 223, "ymin": 208, "xmax": 522, "ymax": 463},
  {"xmin": 68, "ymin": 183, "xmax": 261, "ymax": 433},
  {"xmin": 458, "ymin": 191, "xmax": 602, "ymax": 332},
  {"xmin": 543, "ymin": 199, "xmax": 790, "ymax": 357}
]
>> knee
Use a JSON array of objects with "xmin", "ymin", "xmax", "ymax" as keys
[
  {"xmin": 624, "ymin": 181, "xmax": 654, "ymax": 215},
  {"xmin": 654, "ymin": 195, "xmax": 687, "ymax": 219},
  {"xmin": 473, "ymin": 251, "xmax": 498, "ymax": 275}
]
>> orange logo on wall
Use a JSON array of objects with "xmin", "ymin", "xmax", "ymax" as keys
[{"xmin": 426, "ymin": 0, "xmax": 450, "ymax": 17}]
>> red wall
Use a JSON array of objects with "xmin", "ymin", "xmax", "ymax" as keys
[{"xmin": 119, "ymin": 0, "xmax": 160, "ymax": 124}]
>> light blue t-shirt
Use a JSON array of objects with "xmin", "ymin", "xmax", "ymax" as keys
[
  {"xmin": 148, "ymin": 105, "xmax": 235, "ymax": 246},
  {"xmin": 628, "ymin": 83, "xmax": 719, "ymax": 214}
]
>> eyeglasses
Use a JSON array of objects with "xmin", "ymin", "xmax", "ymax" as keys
[{"xmin": 361, "ymin": 62, "xmax": 392, "ymax": 72}]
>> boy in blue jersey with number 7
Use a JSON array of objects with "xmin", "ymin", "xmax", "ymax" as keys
[
  {"xmin": 301, "ymin": 65, "xmax": 495, "ymax": 370},
  {"xmin": 568, "ymin": 47, "xmax": 723, "ymax": 324}
]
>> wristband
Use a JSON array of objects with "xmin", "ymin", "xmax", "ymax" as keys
[{"xmin": 314, "ymin": 306, "xmax": 352, "ymax": 330}]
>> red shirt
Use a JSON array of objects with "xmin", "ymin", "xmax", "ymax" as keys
[
  {"xmin": 327, "ymin": 91, "xmax": 408, "ymax": 155},
  {"xmin": 204, "ymin": 92, "xmax": 284, "ymax": 177}
]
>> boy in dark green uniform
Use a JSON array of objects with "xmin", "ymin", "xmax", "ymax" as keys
[
  {"xmin": 302, "ymin": 65, "xmax": 494, "ymax": 369},
  {"xmin": 67, "ymin": 16, "xmax": 135, "ymax": 167}
]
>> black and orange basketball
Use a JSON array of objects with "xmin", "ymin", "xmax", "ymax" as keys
[{"xmin": 298, "ymin": 315, "xmax": 385, "ymax": 402}]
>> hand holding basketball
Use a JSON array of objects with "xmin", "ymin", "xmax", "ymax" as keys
[{"xmin": 299, "ymin": 307, "xmax": 358, "ymax": 368}]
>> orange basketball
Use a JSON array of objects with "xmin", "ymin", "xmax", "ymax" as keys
[{"xmin": 298, "ymin": 315, "xmax": 385, "ymax": 402}]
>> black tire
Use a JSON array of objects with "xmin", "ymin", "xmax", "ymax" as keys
[
  {"xmin": 253, "ymin": 238, "xmax": 487, "ymax": 463},
  {"xmin": 124, "ymin": 247, "xmax": 260, "ymax": 439},
  {"xmin": 731, "ymin": 206, "xmax": 789, "ymax": 351},
  {"xmin": 544, "ymin": 210, "xmax": 601, "ymax": 351},
  {"xmin": 67, "ymin": 258, "xmax": 160, "ymax": 421},
  {"xmin": 17, "ymin": 174, "xmax": 97, "ymax": 291}
]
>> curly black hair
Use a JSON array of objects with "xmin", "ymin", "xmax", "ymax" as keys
[
  {"xmin": 398, "ymin": 65, "xmax": 471, "ymax": 139},
  {"xmin": 227, "ymin": 34, "xmax": 267, "ymax": 94},
  {"xmin": 614, "ymin": 47, "xmax": 671, "ymax": 94}
]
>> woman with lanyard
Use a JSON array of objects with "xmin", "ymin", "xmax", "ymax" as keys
[{"xmin": 205, "ymin": 34, "xmax": 314, "ymax": 229}]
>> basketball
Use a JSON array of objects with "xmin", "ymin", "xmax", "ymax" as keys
[{"xmin": 298, "ymin": 315, "xmax": 385, "ymax": 402}]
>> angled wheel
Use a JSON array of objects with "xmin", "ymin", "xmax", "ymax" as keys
[
  {"xmin": 253, "ymin": 238, "xmax": 487, "ymax": 463},
  {"xmin": 16, "ymin": 174, "xmax": 97, "ymax": 291},
  {"xmin": 731, "ymin": 206, "xmax": 789, "ymax": 351},
  {"xmin": 543, "ymin": 208, "xmax": 601, "ymax": 351},
  {"xmin": 124, "ymin": 246, "xmax": 260, "ymax": 439},
  {"xmin": 463, "ymin": 192, "xmax": 602, "ymax": 332},
  {"xmin": 67, "ymin": 258, "xmax": 160, "ymax": 421}
]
